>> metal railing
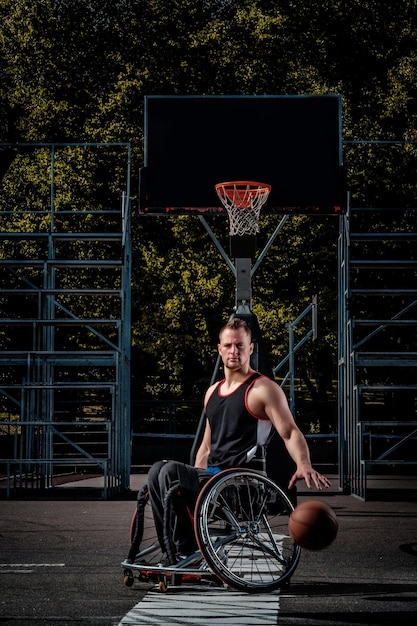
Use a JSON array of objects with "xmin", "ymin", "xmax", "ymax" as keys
[
  {"xmin": 0, "ymin": 142, "xmax": 132, "ymax": 498},
  {"xmin": 273, "ymin": 296, "xmax": 318, "ymax": 414}
]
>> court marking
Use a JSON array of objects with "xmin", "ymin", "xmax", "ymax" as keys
[
  {"xmin": 0, "ymin": 563, "xmax": 65, "ymax": 574},
  {"xmin": 118, "ymin": 588, "xmax": 280, "ymax": 625}
]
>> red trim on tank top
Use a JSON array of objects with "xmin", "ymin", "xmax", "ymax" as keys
[
  {"xmin": 215, "ymin": 372, "xmax": 270, "ymax": 421},
  {"xmin": 244, "ymin": 375, "xmax": 270, "ymax": 421}
]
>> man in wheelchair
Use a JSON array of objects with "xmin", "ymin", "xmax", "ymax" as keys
[{"xmin": 147, "ymin": 317, "xmax": 331, "ymax": 564}]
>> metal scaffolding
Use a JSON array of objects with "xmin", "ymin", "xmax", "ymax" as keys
[
  {"xmin": 338, "ymin": 200, "xmax": 417, "ymax": 498},
  {"xmin": 0, "ymin": 143, "xmax": 131, "ymax": 498},
  {"xmin": 4, "ymin": 140, "xmax": 416, "ymax": 501}
]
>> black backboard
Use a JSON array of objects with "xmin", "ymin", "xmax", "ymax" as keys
[{"xmin": 140, "ymin": 95, "xmax": 344, "ymax": 214}]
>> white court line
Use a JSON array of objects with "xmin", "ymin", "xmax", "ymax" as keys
[
  {"xmin": 119, "ymin": 533, "xmax": 285, "ymax": 623},
  {"xmin": 0, "ymin": 563, "xmax": 65, "ymax": 567},
  {"xmin": 118, "ymin": 589, "xmax": 279, "ymax": 625},
  {"xmin": 0, "ymin": 563, "xmax": 65, "ymax": 574}
]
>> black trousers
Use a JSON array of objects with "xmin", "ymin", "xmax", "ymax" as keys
[{"xmin": 147, "ymin": 460, "xmax": 213, "ymax": 556}]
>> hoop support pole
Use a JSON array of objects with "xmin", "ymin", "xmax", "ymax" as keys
[{"xmin": 235, "ymin": 257, "xmax": 252, "ymax": 313}]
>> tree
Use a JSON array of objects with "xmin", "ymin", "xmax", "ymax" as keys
[{"xmin": 1, "ymin": 0, "xmax": 417, "ymax": 401}]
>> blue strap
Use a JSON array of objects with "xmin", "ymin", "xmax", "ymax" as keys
[{"xmin": 206, "ymin": 466, "xmax": 222, "ymax": 475}]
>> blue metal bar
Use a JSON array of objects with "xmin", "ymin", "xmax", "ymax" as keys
[
  {"xmin": 251, "ymin": 215, "xmax": 289, "ymax": 276},
  {"xmin": 273, "ymin": 297, "xmax": 318, "ymax": 414},
  {"xmin": 0, "ymin": 142, "xmax": 132, "ymax": 497},
  {"xmin": 198, "ymin": 215, "xmax": 236, "ymax": 275}
]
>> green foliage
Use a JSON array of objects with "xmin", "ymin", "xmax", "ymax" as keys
[
  {"xmin": 1, "ymin": 0, "xmax": 417, "ymax": 400},
  {"xmin": 132, "ymin": 215, "xmax": 233, "ymax": 397}
]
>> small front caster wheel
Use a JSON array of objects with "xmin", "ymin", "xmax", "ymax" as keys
[{"xmin": 124, "ymin": 572, "xmax": 134, "ymax": 587}]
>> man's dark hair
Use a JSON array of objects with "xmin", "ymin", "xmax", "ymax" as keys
[{"xmin": 218, "ymin": 318, "xmax": 252, "ymax": 342}]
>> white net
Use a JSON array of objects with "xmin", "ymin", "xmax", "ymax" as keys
[{"xmin": 215, "ymin": 181, "xmax": 271, "ymax": 236}]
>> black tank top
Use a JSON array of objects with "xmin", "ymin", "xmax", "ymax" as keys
[{"xmin": 205, "ymin": 371, "xmax": 272, "ymax": 469}]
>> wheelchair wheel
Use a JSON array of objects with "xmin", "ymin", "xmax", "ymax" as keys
[
  {"xmin": 127, "ymin": 484, "xmax": 162, "ymax": 565},
  {"xmin": 194, "ymin": 469, "xmax": 301, "ymax": 593}
]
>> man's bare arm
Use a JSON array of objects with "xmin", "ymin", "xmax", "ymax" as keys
[
  {"xmin": 194, "ymin": 419, "xmax": 211, "ymax": 469},
  {"xmin": 250, "ymin": 379, "xmax": 331, "ymax": 490}
]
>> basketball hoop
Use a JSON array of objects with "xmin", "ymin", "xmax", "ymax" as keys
[{"xmin": 215, "ymin": 181, "xmax": 271, "ymax": 236}]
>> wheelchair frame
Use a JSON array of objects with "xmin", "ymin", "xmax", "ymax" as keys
[{"xmin": 122, "ymin": 468, "xmax": 301, "ymax": 593}]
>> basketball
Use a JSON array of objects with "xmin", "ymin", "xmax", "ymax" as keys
[{"xmin": 288, "ymin": 500, "xmax": 338, "ymax": 550}]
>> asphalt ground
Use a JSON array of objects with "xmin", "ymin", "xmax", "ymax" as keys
[{"xmin": 1, "ymin": 473, "xmax": 417, "ymax": 626}]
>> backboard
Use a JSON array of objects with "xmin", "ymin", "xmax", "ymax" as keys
[{"xmin": 139, "ymin": 95, "xmax": 344, "ymax": 214}]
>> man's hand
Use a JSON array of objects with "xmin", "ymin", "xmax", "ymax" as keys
[{"xmin": 288, "ymin": 465, "xmax": 332, "ymax": 490}]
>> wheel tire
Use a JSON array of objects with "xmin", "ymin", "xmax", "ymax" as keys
[{"xmin": 194, "ymin": 469, "xmax": 301, "ymax": 593}]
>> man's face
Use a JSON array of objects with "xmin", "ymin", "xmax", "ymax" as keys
[{"xmin": 218, "ymin": 327, "xmax": 254, "ymax": 371}]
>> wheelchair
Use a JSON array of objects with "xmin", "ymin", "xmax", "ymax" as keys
[{"xmin": 122, "ymin": 467, "xmax": 301, "ymax": 594}]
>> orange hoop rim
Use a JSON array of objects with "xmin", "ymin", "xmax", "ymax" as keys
[
  {"xmin": 215, "ymin": 180, "xmax": 271, "ymax": 192},
  {"xmin": 215, "ymin": 180, "xmax": 271, "ymax": 209}
]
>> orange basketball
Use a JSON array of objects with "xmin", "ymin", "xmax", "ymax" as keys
[{"xmin": 288, "ymin": 500, "xmax": 338, "ymax": 550}]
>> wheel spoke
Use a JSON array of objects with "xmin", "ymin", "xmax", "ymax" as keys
[{"xmin": 194, "ymin": 469, "xmax": 301, "ymax": 593}]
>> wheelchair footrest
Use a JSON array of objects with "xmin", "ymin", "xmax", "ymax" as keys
[
  {"xmin": 121, "ymin": 560, "xmax": 211, "ymax": 576},
  {"xmin": 122, "ymin": 559, "xmax": 225, "ymax": 591}
]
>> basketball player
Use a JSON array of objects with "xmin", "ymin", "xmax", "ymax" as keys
[{"xmin": 147, "ymin": 317, "xmax": 331, "ymax": 561}]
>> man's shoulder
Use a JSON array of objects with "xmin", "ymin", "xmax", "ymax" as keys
[
  {"xmin": 251, "ymin": 373, "xmax": 278, "ymax": 386},
  {"xmin": 204, "ymin": 379, "xmax": 223, "ymax": 404},
  {"xmin": 251, "ymin": 375, "xmax": 284, "ymax": 396}
]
